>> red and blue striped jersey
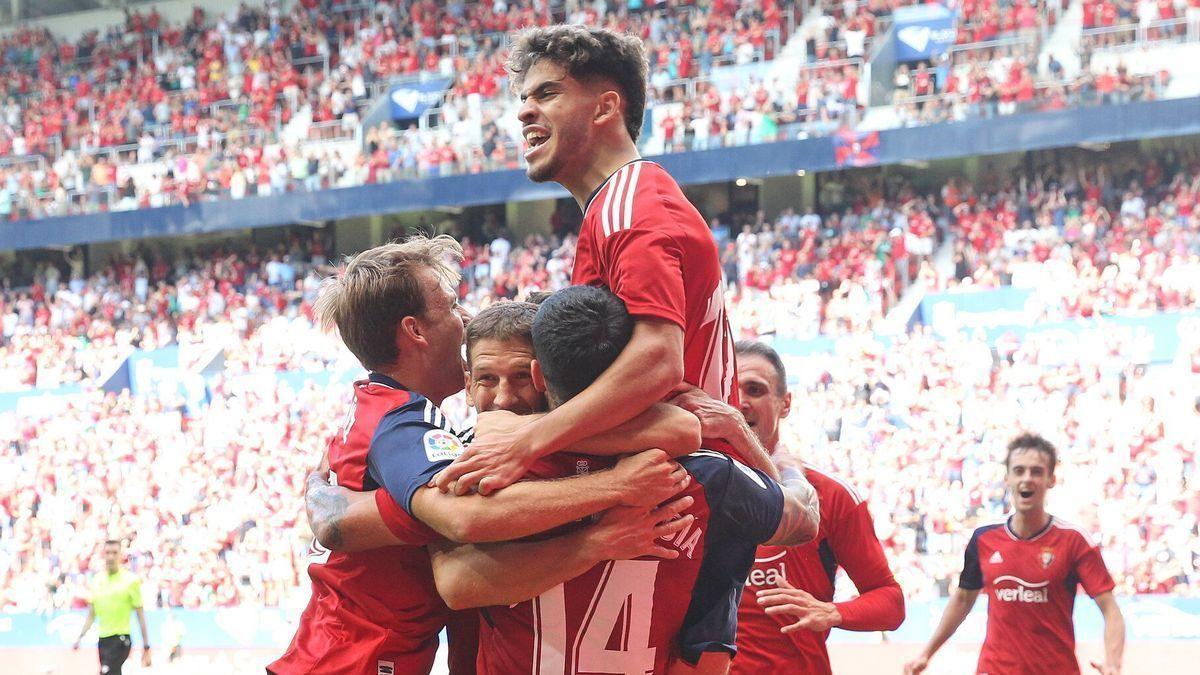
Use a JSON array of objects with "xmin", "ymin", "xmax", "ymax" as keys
[{"xmin": 271, "ymin": 373, "xmax": 467, "ymax": 675}]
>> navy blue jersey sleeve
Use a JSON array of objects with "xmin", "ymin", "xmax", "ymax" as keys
[
  {"xmin": 365, "ymin": 397, "xmax": 466, "ymax": 517},
  {"xmin": 673, "ymin": 450, "xmax": 786, "ymax": 664},
  {"xmin": 958, "ymin": 528, "xmax": 985, "ymax": 591}
]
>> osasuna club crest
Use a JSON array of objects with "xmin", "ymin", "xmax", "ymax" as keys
[{"xmin": 1040, "ymin": 547, "xmax": 1055, "ymax": 568}]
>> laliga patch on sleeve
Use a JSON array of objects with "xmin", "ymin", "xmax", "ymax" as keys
[{"xmin": 423, "ymin": 429, "xmax": 464, "ymax": 462}]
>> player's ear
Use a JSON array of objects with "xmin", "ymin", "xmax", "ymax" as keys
[
  {"xmin": 463, "ymin": 370, "xmax": 475, "ymax": 407},
  {"xmin": 398, "ymin": 315, "xmax": 425, "ymax": 349},
  {"xmin": 594, "ymin": 89, "xmax": 622, "ymax": 127},
  {"xmin": 780, "ymin": 391, "xmax": 792, "ymax": 420},
  {"xmin": 530, "ymin": 359, "xmax": 548, "ymax": 393}
]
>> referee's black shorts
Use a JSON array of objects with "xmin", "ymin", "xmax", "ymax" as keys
[{"xmin": 98, "ymin": 634, "xmax": 131, "ymax": 675}]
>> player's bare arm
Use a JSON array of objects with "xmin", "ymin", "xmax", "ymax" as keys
[
  {"xmin": 306, "ymin": 470, "xmax": 399, "ymax": 552},
  {"xmin": 668, "ymin": 384, "xmax": 780, "ymax": 481},
  {"xmin": 308, "ymin": 405, "xmax": 699, "ymax": 551},
  {"xmin": 429, "ymin": 495, "xmax": 695, "ymax": 609},
  {"xmin": 434, "ymin": 318, "xmax": 684, "ymax": 495},
  {"xmin": 308, "ymin": 449, "xmax": 689, "ymax": 550},
  {"xmin": 903, "ymin": 587, "xmax": 981, "ymax": 674},
  {"xmin": 72, "ymin": 604, "xmax": 95, "ymax": 650},
  {"xmin": 413, "ymin": 448, "xmax": 689, "ymax": 543},
  {"xmin": 135, "ymin": 605, "xmax": 152, "ymax": 667},
  {"xmin": 763, "ymin": 464, "xmax": 820, "ymax": 546},
  {"xmin": 473, "ymin": 402, "xmax": 701, "ymax": 457},
  {"xmin": 1091, "ymin": 592, "xmax": 1125, "ymax": 675}
]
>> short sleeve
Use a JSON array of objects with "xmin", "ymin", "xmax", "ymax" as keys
[
  {"xmin": 604, "ymin": 226, "xmax": 686, "ymax": 328},
  {"xmin": 375, "ymin": 488, "xmax": 443, "ymax": 545},
  {"xmin": 1074, "ymin": 536, "xmax": 1116, "ymax": 598},
  {"xmin": 712, "ymin": 457, "xmax": 785, "ymax": 544},
  {"xmin": 958, "ymin": 529, "xmax": 984, "ymax": 591},
  {"xmin": 128, "ymin": 576, "xmax": 143, "ymax": 609},
  {"xmin": 672, "ymin": 453, "xmax": 783, "ymax": 664},
  {"xmin": 365, "ymin": 409, "xmax": 466, "ymax": 518}
]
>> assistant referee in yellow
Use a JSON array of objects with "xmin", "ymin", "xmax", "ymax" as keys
[{"xmin": 73, "ymin": 539, "xmax": 151, "ymax": 674}]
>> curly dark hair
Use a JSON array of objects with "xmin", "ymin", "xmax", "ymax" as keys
[{"xmin": 507, "ymin": 25, "xmax": 648, "ymax": 143}]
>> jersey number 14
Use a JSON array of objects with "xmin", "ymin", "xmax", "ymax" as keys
[{"xmin": 532, "ymin": 560, "xmax": 660, "ymax": 675}]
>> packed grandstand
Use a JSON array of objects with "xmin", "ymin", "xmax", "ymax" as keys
[
  {"xmin": 2, "ymin": 0, "xmax": 1195, "ymax": 219},
  {"xmin": 1, "ymin": 1, "xmax": 1200, "ymax": 672},
  {"xmin": 4, "ymin": 142, "xmax": 1199, "ymax": 613}
]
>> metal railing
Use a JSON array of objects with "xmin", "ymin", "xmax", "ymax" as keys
[
  {"xmin": 291, "ymin": 54, "xmax": 330, "ymax": 78},
  {"xmin": 891, "ymin": 70, "xmax": 1166, "ymax": 120},
  {"xmin": 654, "ymin": 56, "xmax": 865, "ymax": 103},
  {"xmin": 947, "ymin": 34, "xmax": 1041, "ymax": 68},
  {"xmin": 0, "ymin": 154, "xmax": 47, "ymax": 173},
  {"xmin": 307, "ymin": 120, "xmax": 356, "ymax": 143},
  {"xmin": 1081, "ymin": 17, "xmax": 1196, "ymax": 49}
]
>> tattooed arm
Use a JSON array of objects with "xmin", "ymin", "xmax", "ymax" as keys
[
  {"xmin": 764, "ymin": 463, "xmax": 820, "ymax": 547},
  {"xmin": 306, "ymin": 471, "xmax": 401, "ymax": 550}
]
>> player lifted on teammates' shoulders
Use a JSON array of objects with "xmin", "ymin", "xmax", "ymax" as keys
[
  {"xmin": 424, "ymin": 287, "xmax": 820, "ymax": 674},
  {"xmin": 436, "ymin": 25, "xmax": 780, "ymax": 494},
  {"xmin": 904, "ymin": 433, "xmax": 1125, "ymax": 675}
]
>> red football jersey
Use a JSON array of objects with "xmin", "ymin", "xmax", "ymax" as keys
[
  {"xmin": 270, "ymin": 373, "xmax": 457, "ymax": 675},
  {"xmin": 732, "ymin": 466, "xmax": 902, "ymax": 675},
  {"xmin": 959, "ymin": 516, "xmax": 1116, "ymax": 675},
  {"xmin": 476, "ymin": 450, "xmax": 784, "ymax": 674},
  {"xmin": 573, "ymin": 160, "xmax": 739, "ymax": 408}
]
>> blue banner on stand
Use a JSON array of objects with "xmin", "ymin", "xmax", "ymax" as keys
[
  {"xmin": 893, "ymin": 4, "xmax": 957, "ymax": 63},
  {"xmin": 389, "ymin": 77, "xmax": 454, "ymax": 121}
]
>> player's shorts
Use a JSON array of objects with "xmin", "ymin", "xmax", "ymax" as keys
[{"xmin": 98, "ymin": 634, "xmax": 132, "ymax": 675}]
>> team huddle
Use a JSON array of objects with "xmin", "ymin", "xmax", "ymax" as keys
[{"xmin": 266, "ymin": 24, "xmax": 1125, "ymax": 675}]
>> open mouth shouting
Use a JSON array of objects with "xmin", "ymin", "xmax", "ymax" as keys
[{"xmin": 523, "ymin": 126, "xmax": 550, "ymax": 161}]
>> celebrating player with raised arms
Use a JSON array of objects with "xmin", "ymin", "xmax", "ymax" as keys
[
  {"xmin": 904, "ymin": 434, "xmax": 1125, "ymax": 675},
  {"xmin": 436, "ymin": 25, "xmax": 779, "ymax": 495}
]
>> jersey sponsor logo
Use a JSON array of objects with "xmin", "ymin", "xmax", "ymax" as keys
[
  {"xmin": 992, "ymin": 575, "xmax": 1050, "ymax": 603},
  {"xmin": 989, "ymin": 550, "xmax": 1004, "ymax": 564},
  {"xmin": 423, "ymin": 429, "xmax": 464, "ymax": 462},
  {"xmin": 1040, "ymin": 546, "xmax": 1055, "ymax": 568},
  {"xmin": 748, "ymin": 550, "xmax": 788, "ymax": 587},
  {"xmin": 377, "ymin": 660, "xmax": 395, "ymax": 675}
]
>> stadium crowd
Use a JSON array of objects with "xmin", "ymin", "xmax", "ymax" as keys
[
  {"xmin": 5, "ymin": 146, "xmax": 1200, "ymax": 391},
  {"xmin": 779, "ymin": 325, "xmax": 1200, "ymax": 600},
  {"xmin": 2, "ymin": 147, "xmax": 1199, "ymax": 611},
  {"xmin": 3, "ymin": 0, "xmax": 1192, "ymax": 221}
]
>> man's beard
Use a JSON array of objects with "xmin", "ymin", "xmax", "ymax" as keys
[{"xmin": 526, "ymin": 154, "xmax": 561, "ymax": 183}]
